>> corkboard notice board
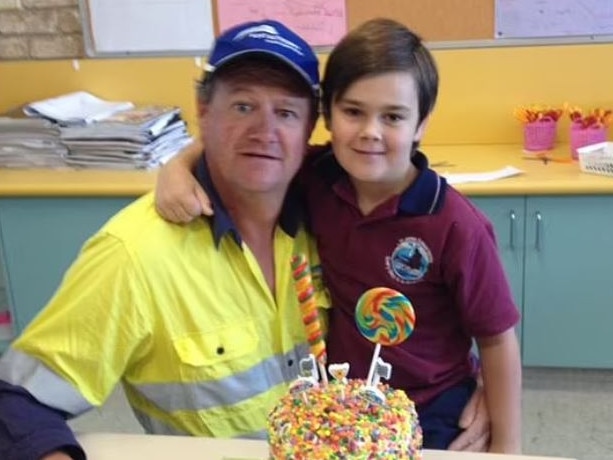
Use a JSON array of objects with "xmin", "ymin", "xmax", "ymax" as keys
[{"xmin": 346, "ymin": 0, "xmax": 494, "ymax": 42}]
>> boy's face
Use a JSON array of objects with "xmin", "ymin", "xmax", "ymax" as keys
[{"xmin": 328, "ymin": 71, "xmax": 427, "ymax": 194}]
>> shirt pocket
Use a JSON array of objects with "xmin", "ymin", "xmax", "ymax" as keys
[{"xmin": 172, "ymin": 320, "xmax": 260, "ymax": 381}]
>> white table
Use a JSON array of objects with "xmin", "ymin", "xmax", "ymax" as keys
[{"xmin": 77, "ymin": 433, "xmax": 576, "ymax": 460}]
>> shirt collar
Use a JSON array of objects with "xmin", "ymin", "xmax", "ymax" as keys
[
  {"xmin": 397, "ymin": 150, "xmax": 447, "ymax": 215},
  {"xmin": 194, "ymin": 155, "xmax": 304, "ymax": 248},
  {"xmin": 313, "ymin": 146, "xmax": 446, "ymax": 216}
]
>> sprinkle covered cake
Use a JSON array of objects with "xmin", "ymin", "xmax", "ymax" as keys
[
  {"xmin": 285, "ymin": 256, "xmax": 422, "ymax": 459},
  {"xmin": 268, "ymin": 378, "xmax": 422, "ymax": 459}
]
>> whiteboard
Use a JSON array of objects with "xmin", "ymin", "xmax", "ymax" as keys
[
  {"xmin": 81, "ymin": 0, "xmax": 215, "ymax": 56},
  {"xmin": 496, "ymin": 0, "xmax": 613, "ymax": 39}
]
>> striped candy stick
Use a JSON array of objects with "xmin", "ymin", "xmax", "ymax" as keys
[{"xmin": 291, "ymin": 253, "xmax": 328, "ymax": 384}]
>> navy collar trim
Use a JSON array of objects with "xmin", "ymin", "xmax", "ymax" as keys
[
  {"xmin": 313, "ymin": 146, "xmax": 446, "ymax": 216},
  {"xmin": 194, "ymin": 156, "xmax": 303, "ymax": 248},
  {"xmin": 398, "ymin": 151, "xmax": 447, "ymax": 215}
]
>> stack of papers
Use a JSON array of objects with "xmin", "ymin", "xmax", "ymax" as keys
[
  {"xmin": 59, "ymin": 105, "xmax": 193, "ymax": 169},
  {"xmin": 23, "ymin": 91, "xmax": 134, "ymax": 126},
  {"xmin": 0, "ymin": 118, "xmax": 68, "ymax": 168},
  {"xmin": 19, "ymin": 92, "xmax": 193, "ymax": 170},
  {"xmin": 443, "ymin": 166, "xmax": 523, "ymax": 185}
]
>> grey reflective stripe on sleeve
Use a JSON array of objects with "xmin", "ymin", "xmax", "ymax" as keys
[
  {"xmin": 136, "ymin": 343, "xmax": 309, "ymax": 413},
  {"xmin": 0, "ymin": 348, "xmax": 94, "ymax": 416}
]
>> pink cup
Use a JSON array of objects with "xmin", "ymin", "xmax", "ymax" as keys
[
  {"xmin": 523, "ymin": 120, "xmax": 557, "ymax": 151},
  {"xmin": 0, "ymin": 311, "xmax": 10, "ymax": 324},
  {"xmin": 570, "ymin": 122, "xmax": 607, "ymax": 160}
]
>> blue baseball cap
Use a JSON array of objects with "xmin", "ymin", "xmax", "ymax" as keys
[{"xmin": 206, "ymin": 20, "xmax": 320, "ymax": 94}]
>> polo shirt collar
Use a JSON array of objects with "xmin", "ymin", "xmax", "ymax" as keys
[
  {"xmin": 315, "ymin": 146, "xmax": 446, "ymax": 216},
  {"xmin": 194, "ymin": 155, "xmax": 303, "ymax": 248},
  {"xmin": 397, "ymin": 150, "xmax": 447, "ymax": 215}
]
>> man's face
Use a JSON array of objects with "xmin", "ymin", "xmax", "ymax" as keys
[{"xmin": 199, "ymin": 79, "xmax": 312, "ymax": 197}]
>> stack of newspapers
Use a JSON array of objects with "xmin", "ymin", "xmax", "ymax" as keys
[
  {"xmin": 0, "ymin": 118, "xmax": 68, "ymax": 168},
  {"xmin": 19, "ymin": 91, "xmax": 192, "ymax": 170},
  {"xmin": 59, "ymin": 105, "xmax": 192, "ymax": 170}
]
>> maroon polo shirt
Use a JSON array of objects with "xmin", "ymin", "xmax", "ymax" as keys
[{"xmin": 302, "ymin": 147, "xmax": 520, "ymax": 406}]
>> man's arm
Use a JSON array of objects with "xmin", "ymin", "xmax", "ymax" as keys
[
  {"xmin": 155, "ymin": 140, "xmax": 210, "ymax": 222},
  {"xmin": 0, "ymin": 380, "xmax": 83, "ymax": 460},
  {"xmin": 477, "ymin": 328, "xmax": 522, "ymax": 453},
  {"xmin": 0, "ymin": 230, "xmax": 152, "ymax": 460}
]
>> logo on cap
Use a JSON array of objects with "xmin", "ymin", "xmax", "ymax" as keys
[
  {"xmin": 207, "ymin": 20, "xmax": 320, "ymax": 92},
  {"xmin": 233, "ymin": 24, "xmax": 305, "ymax": 56}
]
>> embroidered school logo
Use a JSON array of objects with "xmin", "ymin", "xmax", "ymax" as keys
[{"xmin": 385, "ymin": 237, "xmax": 432, "ymax": 284}]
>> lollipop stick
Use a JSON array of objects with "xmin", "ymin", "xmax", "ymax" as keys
[
  {"xmin": 317, "ymin": 361, "xmax": 328, "ymax": 385},
  {"xmin": 366, "ymin": 343, "xmax": 381, "ymax": 386}
]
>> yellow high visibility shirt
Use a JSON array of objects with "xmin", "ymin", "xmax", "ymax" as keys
[{"xmin": 11, "ymin": 191, "xmax": 329, "ymax": 438}]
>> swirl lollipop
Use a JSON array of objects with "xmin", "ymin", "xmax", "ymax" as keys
[{"xmin": 355, "ymin": 287, "xmax": 415, "ymax": 387}]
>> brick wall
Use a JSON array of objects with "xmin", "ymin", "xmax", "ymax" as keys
[{"xmin": 0, "ymin": 0, "xmax": 83, "ymax": 59}]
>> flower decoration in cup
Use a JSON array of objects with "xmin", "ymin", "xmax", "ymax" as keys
[
  {"xmin": 513, "ymin": 104, "xmax": 563, "ymax": 124},
  {"xmin": 565, "ymin": 104, "xmax": 612, "ymax": 129},
  {"xmin": 515, "ymin": 105, "xmax": 562, "ymax": 153}
]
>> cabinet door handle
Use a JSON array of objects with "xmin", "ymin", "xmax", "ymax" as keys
[
  {"xmin": 534, "ymin": 211, "xmax": 542, "ymax": 251},
  {"xmin": 509, "ymin": 210, "xmax": 516, "ymax": 250}
]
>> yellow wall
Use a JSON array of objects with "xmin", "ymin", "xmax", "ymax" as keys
[{"xmin": 1, "ymin": 43, "xmax": 612, "ymax": 145}]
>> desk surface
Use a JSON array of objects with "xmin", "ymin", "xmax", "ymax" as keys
[
  {"xmin": 1, "ymin": 144, "xmax": 613, "ymax": 197},
  {"xmin": 77, "ymin": 433, "xmax": 576, "ymax": 460}
]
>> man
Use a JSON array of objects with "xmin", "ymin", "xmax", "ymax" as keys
[{"xmin": 0, "ymin": 20, "xmax": 327, "ymax": 460}]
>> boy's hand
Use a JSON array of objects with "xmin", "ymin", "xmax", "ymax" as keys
[
  {"xmin": 447, "ymin": 379, "xmax": 490, "ymax": 451},
  {"xmin": 155, "ymin": 149, "xmax": 212, "ymax": 223},
  {"xmin": 155, "ymin": 178, "xmax": 211, "ymax": 223}
]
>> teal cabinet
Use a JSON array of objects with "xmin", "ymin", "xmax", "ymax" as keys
[
  {"xmin": 0, "ymin": 197, "xmax": 134, "ymax": 334},
  {"xmin": 522, "ymin": 196, "xmax": 613, "ymax": 367},
  {"xmin": 2, "ymin": 194, "xmax": 613, "ymax": 368},
  {"xmin": 473, "ymin": 195, "xmax": 613, "ymax": 368},
  {"xmin": 470, "ymin": 197, "xmax": 526, "ymax": 317},
  {"xmin": 471, "ymin": 197, "xmax": 525, "ymax": 351}
]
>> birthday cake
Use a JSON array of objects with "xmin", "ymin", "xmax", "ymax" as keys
[
  {"xmin": 268, "ymin": 377, "xmax": 422, "ymax": 459},
  {"xmin": 280, "ymin": 257, "xmax": 422, "ymax": 459}
]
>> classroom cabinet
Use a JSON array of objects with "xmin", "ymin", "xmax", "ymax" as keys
[
  {"xmin": 0, "ymin": 197, "xmax": 134, "ymax": 335},
  {"xmin": 470, "ymin": 197, "xmax": 525, "ymax": 344},
  {"xmin": 472, "ymin": 195, "xmax": 613, "ymax": 368},
  {"xmin": 2, "ymin": 194, "xmax": 613, "ymax": 368},
  {"xmin": 522, "ymin": 196, "xmax": 613, "ymax": 367}
]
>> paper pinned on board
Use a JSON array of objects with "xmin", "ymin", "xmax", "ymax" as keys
[
  {"xmin": 216, "ymin": 0, "xmax": 347, "ymax": 47},
  {"xmin": 495, "ymin": 0, "xmax": 613, "ymax": 39},
  {"xmin": 442, "ymin": 166, "xmax": 523, "ymax": 185}
]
